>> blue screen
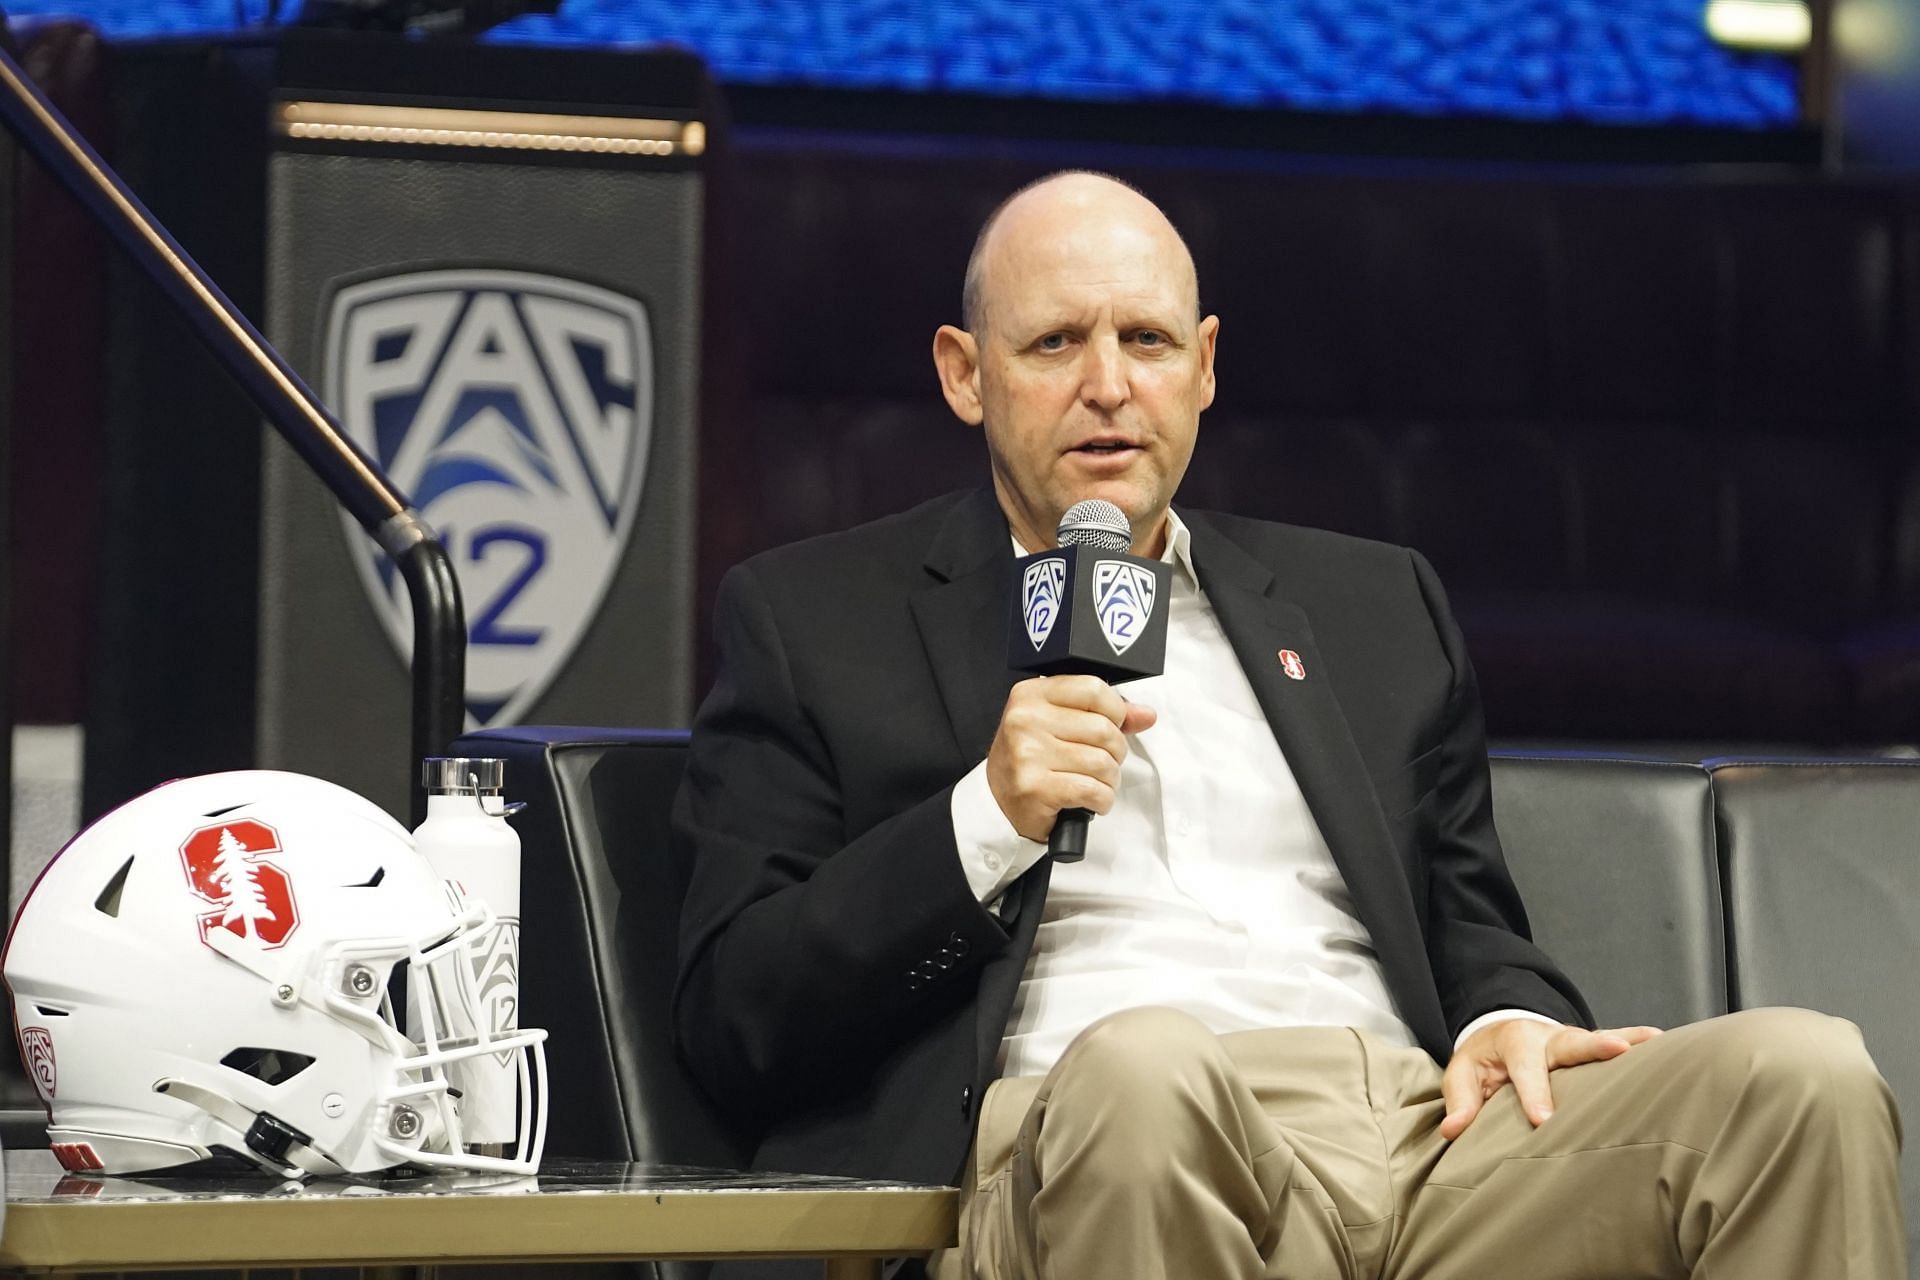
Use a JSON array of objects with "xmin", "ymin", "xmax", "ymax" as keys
[{"xmin": 5, "ymin": 0, "xmax": 1800, "ymax": 128}]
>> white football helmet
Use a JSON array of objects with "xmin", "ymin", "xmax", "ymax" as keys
[{"xmin": 4, "ymin": 771, "xmax": 548, "ymax": 1179}]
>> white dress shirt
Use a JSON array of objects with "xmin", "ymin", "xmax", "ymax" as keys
[{"xmin": 950, "ymin": 511, "xmax": 1549, "ymax": 1078}]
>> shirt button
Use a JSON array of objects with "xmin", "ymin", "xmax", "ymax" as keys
[{"xmin": 985, "ymin": 852, "xmax": 1003, "ymax": 872}]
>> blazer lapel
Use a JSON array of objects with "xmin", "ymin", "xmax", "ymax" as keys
[
  {"xmin": 1182, "ymin": 512, "xmax": 1437, "ymax": 1034},
  {"xmin": 908, "ymin": 490, "xmax": 1025, "ymax": 764}
]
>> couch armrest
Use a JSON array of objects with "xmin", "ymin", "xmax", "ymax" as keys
[{"xmin": 1708, "ymin": 756, "xmax": 1920, "ymax": 1270}]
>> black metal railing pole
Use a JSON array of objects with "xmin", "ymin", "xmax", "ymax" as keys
[
  {"xmin": 398, "ymin": 533, "xmax": 469, "ymax": 804},
  {"xmin": 0, "ymin": 39, "xmax": 466, "ymax": 811}
]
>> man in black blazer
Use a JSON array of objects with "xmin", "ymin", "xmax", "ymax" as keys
[{"xmin": 675, "ymin": 171, "xmax": 1902, "ymax": 1278}]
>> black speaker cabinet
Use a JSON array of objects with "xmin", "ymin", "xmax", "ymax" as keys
[{"xmin": 86, "ymin": 33, "xmax": 716, "ymax": 819}]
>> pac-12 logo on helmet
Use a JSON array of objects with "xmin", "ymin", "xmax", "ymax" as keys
[
  {"xmin": 325, "ymin": 269, "xmax": 653, "ymax": 727},
  {"xmin": 20, "ymin": 1025, "xmax": 55, "ymax": 1099}
]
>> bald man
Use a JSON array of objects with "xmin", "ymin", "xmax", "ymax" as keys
[{"xmin": 673, "ymin": 172, "xmax": 1903, "ymax": 1279}]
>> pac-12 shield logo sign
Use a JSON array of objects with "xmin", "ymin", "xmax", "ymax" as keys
[{"xmin": 325, "ymin": 270, "xmax": 653, "ymax": 726}]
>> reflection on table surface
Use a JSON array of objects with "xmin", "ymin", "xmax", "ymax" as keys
[{"xmin": 6, "ymin": 1151, "xmax": 937, "ymax": 1205}]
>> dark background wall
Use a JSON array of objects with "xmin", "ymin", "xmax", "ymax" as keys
[
  {"xmin": 701, "ymin": 143, "xmax": 1920, "ymax": 747},
  {"xmin": 6, "ymin": 13, "xmax": 1917, "ymax": 833},
  {"xmin": 7, "ymin": 23, "xmax": 108, "ymax": 733}
]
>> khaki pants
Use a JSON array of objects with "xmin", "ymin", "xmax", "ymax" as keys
[{"xmin": 930, "ymin": 1006, "xmax": 1904, "ymax": 1279}]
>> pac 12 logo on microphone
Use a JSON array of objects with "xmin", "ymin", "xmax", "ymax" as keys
[
  {"xmin": 1093, "ymin": 561, "xmax": 1158, "ymax": 656},
  {"xmin": 325, "ymin": 270, "xmax": 652, "ymax": 727},
  {"xmin": 1022, "ymin": 557, "xmax": 1067, "ymax": 651}
]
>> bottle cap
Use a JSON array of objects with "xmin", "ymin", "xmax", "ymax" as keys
[{"xmin": 421, "ymin": 757, "xmax": 506, "ymax": 796}]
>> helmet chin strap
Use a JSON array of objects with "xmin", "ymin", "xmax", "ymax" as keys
[{"xmin": 153, "ymin": 1078, "xmax": 337, "ymax": 1179}]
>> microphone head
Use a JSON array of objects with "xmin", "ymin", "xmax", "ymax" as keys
[{"xmin": 1056, "ymin": 499, "xmax": 1132, "ymax": 553}]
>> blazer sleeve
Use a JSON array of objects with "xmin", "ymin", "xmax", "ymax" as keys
[
  {"xmin": 1410, "ymin": 548, "xmax": 1596, "ymax": 1038},
  {"xmin": 672, "ymin": 562, "xmax": 1014, "ymax": 1130}
]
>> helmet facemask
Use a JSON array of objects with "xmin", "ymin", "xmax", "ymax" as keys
[{"xmin": 193, "ymin": 897, "xmax": 549, "ymax": 1178}]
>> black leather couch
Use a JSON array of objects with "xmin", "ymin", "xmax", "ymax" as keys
[{"xmin": 458, "ymin": 726, "xmax": 1920, "ymax": 1277}]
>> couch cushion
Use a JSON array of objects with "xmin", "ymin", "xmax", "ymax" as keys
[{"xmin": 1489, "ymin": 754, "xmax": 1726, "ymax": 1031}]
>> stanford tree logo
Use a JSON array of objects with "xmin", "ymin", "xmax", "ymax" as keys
[{"xmin": 178, "ymin": 819, "xmax": 300, "ymax": 949}]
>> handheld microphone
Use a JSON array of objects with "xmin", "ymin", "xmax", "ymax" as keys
[{"xmin": 1007, "ymin": 499, "xmax": 1171, "ymax": 862}]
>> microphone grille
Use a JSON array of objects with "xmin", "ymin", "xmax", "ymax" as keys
[{"xmin": 1057, "ymin": 499, "xmax": 1132, "ymax": 553}]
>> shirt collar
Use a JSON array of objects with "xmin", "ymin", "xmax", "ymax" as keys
[{"xmin": 1163, "ymin": 510, "xmax": 1197, "ymax": 588}]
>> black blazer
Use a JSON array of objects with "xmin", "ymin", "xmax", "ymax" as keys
[{"xmin": 673, "ymin": 488, "xmax": 1589, "ymax": 1193}]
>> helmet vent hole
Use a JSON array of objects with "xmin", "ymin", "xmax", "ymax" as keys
[
  {"xmin": 34, "ymin": 1005, "xmax": 69, "ymax": 1017},
  {"xmin": 93, "ymin": 856, "xmax": 135, "ymax": 918},
  {"xmin": 201, "ymin": 803, "xmax": 244, "ymax": 818},
  {"xmin": 220, "ymin": 1047, "xmax": 316, "ymax": 1086},
  {"xmin": 348, "ymin": 867, "xmax": 386, "ymax": 888}
]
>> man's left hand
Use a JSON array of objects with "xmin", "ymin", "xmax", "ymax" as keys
[{"xmin": 1439, "ymin": 1019, "xmax": 1662, "ymax": 1140}]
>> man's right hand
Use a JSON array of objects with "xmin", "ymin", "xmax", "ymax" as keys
[{"xmin": 986, "ymin": 675, "xmax": 1158, "ymax": 842}]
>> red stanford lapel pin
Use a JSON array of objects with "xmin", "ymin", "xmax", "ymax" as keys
[{"xmin": 1278, "ymin": 649, "xmax": 1306, "ymax": 681}]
